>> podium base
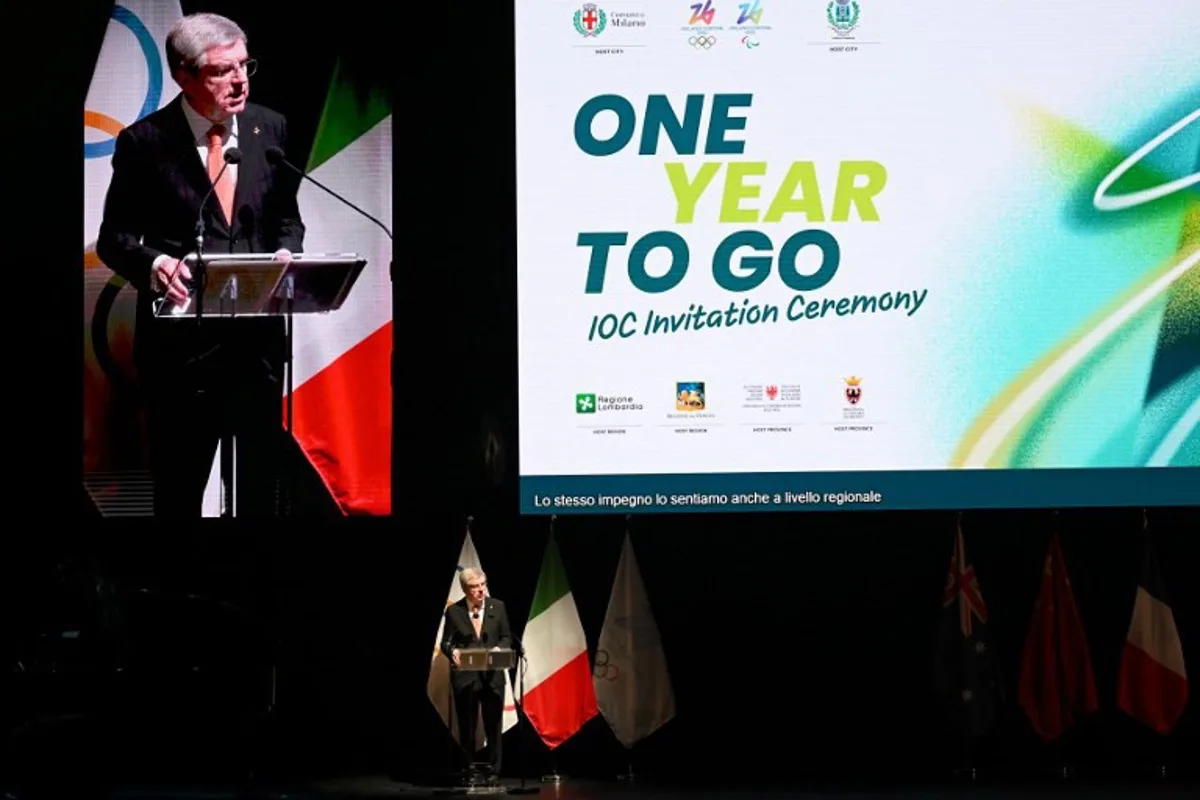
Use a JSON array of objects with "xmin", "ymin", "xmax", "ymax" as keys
[{"xmin": 433, "ymin": 787, "xmax": 507, "ymax": 797}]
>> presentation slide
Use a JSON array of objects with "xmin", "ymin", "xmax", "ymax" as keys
[{"xmin": 516, "ymin": 0, "xmax": 1200, "ymax": 514}]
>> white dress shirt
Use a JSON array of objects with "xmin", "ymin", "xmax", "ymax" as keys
[{"xmin": 180, "ymin": 98, "xmax": 240, "ymax": 186}]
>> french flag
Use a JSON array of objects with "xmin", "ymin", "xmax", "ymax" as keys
[{"xmin": 1116, "ymin": 527, "xmax": 1188, "ymax": 734}]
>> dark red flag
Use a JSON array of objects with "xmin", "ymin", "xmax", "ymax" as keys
[{"xmin": 1018, "ymin": 532, "xmax": 1098, "ymax": 741}]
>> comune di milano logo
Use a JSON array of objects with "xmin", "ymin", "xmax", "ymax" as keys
[
  {"xmin": 574, "ymin": 3, "xmax": 607, "ymax": 36},
  {"xmin": 576, "ymin": 393, "xmax": 643, "ymax": 413}
]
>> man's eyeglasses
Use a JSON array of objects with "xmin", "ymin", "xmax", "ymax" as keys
[{"xmin": 201, "ymin": 58, "xmax": 257, "ymax": 80}]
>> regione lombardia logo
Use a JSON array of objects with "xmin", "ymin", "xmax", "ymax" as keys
[{"xmin": 574, "ymin": 3, "xmax": 608, "ymax": 36}]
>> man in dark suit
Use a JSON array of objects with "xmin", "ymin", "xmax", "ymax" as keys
[
  {"xmin": 96, "ymin": 12, "xmax": 304, "ymax": 518},
  {"xmin": 439, "ymin": 568, "xmax": 514, "ymax": 778}
]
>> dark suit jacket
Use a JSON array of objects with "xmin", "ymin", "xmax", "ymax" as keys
[
  {"xmin": 95, "ymin": 96, "xmax": 305, "ymax": 382},
  {"xmin": 440, "ymin": 597, "xmax": 513, "ymax": 694}
]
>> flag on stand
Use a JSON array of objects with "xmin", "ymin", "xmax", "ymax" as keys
[
  {"xmin": 933, "ymin": 518, "xmax": 1003, "ymax": 738},
  {"xmin": 1116, "ymin": 525, "xmax": 1188, "ymax": 734},
  {"xmin": 83, "ymin": 0, "xmax": 184, "ymax": 514},
  {"xmin": 427, "ymin": 526, "xmax": 518, "ymax": 751},
  {"xmin": 520, "ymin": 529, "xmax": 598, "ymax": 749},
  {"xmin": 593, "ymin": 531, "xmax": 675, "ymax": 748},
  {"xmin": 202, "ymin": 55, "xmax": 394, "ymax": 515},
  {"xmin": 1018, "ymin": 531, "xmax": 1098, "ymax": 741}
]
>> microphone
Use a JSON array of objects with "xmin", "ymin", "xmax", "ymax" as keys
[
  {"xmin": 159, "ymin": 147, "xmax": 243, "ymax": 305},
  {"xmin": 195, "ymin": 147, "xmax": 244, "ymax": 251},
  {"xmin": 510, "ymin": 631, "xmax": 526, "ymax": 660},
  {"xmin": 265, "ymin": 145, "xmax": 393, "ymax": 240}
]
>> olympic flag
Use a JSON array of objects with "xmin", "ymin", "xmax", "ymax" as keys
[{"xmin": 83, "ymin": 0, "xmax": 182, "ymax": 514}]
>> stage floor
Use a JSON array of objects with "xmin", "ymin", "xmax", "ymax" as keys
[{"xmin": 51, "ymin": 774, "xmax": 1195, "ymax": 800}]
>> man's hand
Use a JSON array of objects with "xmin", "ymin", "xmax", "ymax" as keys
[
  {"xmin": 274, "ymin": 248, "xmax": 293, "ymax": 264},
  {"xmin": 451, "ymin": 648, "xmax": 461, "ymax": 667},
  {"xmin": 154, "ymin": 258, "xmax": 192, "ymax": 306}
]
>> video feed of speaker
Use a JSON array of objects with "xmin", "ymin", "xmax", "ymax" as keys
[{"xmin": 83, "ymin": 1, "xmax": 392, "ymax": 517}]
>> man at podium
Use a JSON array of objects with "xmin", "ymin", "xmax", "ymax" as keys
[
  {"xmin": 95, "ymin": 12, "xmax": 305, "ymax": 517},
  {"xmin": 439, "ymin": 568, "xmax": 514, "ymax": 777}
]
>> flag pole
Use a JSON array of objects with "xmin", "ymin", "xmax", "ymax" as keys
[
  {"xmin": 617, "ymin": 516, "xmax": 637, "ymax": 784},
  {"xmin": 1050, "ymin": 513, "xmax": 1072, "ymax": 781},
  {"xmin": 950, "ymin": 512, "xmax": 976, "ymax": 783},
  {"xmin": 618, "ymin": 746, "xmax": 636, "ymax": 782},
  {"xmin": 454, "ymin": 515, "xmax": 476, "ymax": 785},
  {"xmin": 540, "ymin": 516, "xmax": 565, "ymax": 786},
  {"xmin": 507, "ymin": 637, "xmax": 539, "ymax": 796},
  {"xmin": 1142, "ymin": 508, "xmax": 1171, "ymax": 782}
]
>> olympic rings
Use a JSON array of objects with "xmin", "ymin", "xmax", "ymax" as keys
[
  {"xmin": 688, "ymin": 35, "xmax": 716, "ymax": 49},
  {"xmin": 84, "ymin": 5, "xmax": 164, "ymax": 160},
  {"xmin": 592, "ymin": 649, "xmax": 620, "ymax": 682}
]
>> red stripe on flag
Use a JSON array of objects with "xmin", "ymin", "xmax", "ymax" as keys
[
  {"xmin": 1117, "ymin": 642, "xmax": 1189, "ymax": 735},
  {"xmin": 288, "ymin": 321, "xmax": 391, "ymax": 515},
  {"xmin": 520, "ymin": 651, "xmax": 599, "ymax": 749}
]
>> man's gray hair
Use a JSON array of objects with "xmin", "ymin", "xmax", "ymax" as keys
[
  {"xmin": 166, "ymin": 13, "xmax": 247, "ymax": 76},
  {"xmin": 459, "ymin": 567, "xmax": 487, "ymax": 590}
]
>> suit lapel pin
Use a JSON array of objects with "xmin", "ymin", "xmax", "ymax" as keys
[{"xmin": 253, "ymin": 126, "xmax": 261, "ymax": 136}]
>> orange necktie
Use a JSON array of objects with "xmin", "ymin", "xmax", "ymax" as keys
[{"xmin": 206, "ymin": 124, "xmax": 235, "ymax": 224}]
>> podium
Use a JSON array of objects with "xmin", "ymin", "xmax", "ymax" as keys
[
  {"xmin": 153, "ymin": 252, "xmax": 368, "ymax": 517},
  {"xmin": 458, "ymin": 648, "xmax": 518, "ymax": 671},
  {"xmin": 442, "ymin": 647, "xmax": 526, "ymax": 794}
]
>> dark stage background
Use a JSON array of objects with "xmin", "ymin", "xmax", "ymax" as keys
[
  {"xmin": 5, "ymin": 510, "xmax": 1200, "ymax": 791},
  {"xmin": 6, "ymin": 0, "xmax": 1198, "ymax": 796}
]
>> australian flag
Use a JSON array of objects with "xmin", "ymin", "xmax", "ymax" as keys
[{"xmin": 934, "ymin": 519, "xmax": 1004, "ymax": 738}]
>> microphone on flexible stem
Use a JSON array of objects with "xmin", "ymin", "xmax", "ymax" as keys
[
  {"xmin": 159, "ymin": 147, "xmax": 243, "ymax": 303},
  {"xmin": 195, "ymin": 147, "xmax": 243, "ymax": 255},
  {"xmin": 265, "ymin": 145, "xmax": 392, "ymax": 241}
]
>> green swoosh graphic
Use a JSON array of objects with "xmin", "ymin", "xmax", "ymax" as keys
[{"xmin": 952, "ymin": 100, "xmax": 1200, "ymax": 469}]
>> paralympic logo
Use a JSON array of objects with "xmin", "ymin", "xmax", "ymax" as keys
[
  {"xmin": 689, "ymin": 35, "xmax": 717, "ymax": 49},
  {"xmin": 83, "ymin": 5, "xmax": 163, "ymax": 160},
  {"xmin": 741, "ymin": 35, "xmax": 759, "ymax": 49}
]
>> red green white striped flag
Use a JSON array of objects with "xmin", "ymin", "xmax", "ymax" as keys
[
  {"xmin": 201, "ymin": 59, "xmax": 391, "ymax": 517},
  {"xmin": 519, "ymin": 531, "xmax": 598, "ymax": 748},
  {"xmin": 288, "ymin": 58, "xmax": 392, "ymax": 514}
]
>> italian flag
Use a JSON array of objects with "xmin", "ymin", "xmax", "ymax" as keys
[
  {"xmin": 519, "ymin": 532, "xmax": 598, "ymax": 749},
  {"xmin": 288, "ymin": 58, "xmax": 393, "ymax": 515}
]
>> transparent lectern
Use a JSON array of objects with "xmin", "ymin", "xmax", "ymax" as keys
[
  {"xmin": 458, "ymin": 648, "xmax": 518, "ymax": 671},
  {"xmin": 153, "ymin": 252, "xmax": 368, "ymax": 517},
  {"xmin": 446, "ymin": 648, "xmax": 520, "ymax": 791}
]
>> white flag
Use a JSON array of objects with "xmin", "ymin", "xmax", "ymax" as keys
[
  {"xmin": 84, "ymin": 0, "xmax": 183, "ymax": 514},
  {"xmin": 426, "ymin": 528, "xmax": 518, "ymax": 751},
  {"xmin": 594, "ymin": 532, "xmax": 675, "ymax": 748}
]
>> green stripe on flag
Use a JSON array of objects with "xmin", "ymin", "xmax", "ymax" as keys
[
  {"xmin": 306, "ymin": 58, "xmax": 392, "ymax": 173},
  {"xmin": 528, "ymin": 533, "xmax": 571, "ymax": 620}
]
